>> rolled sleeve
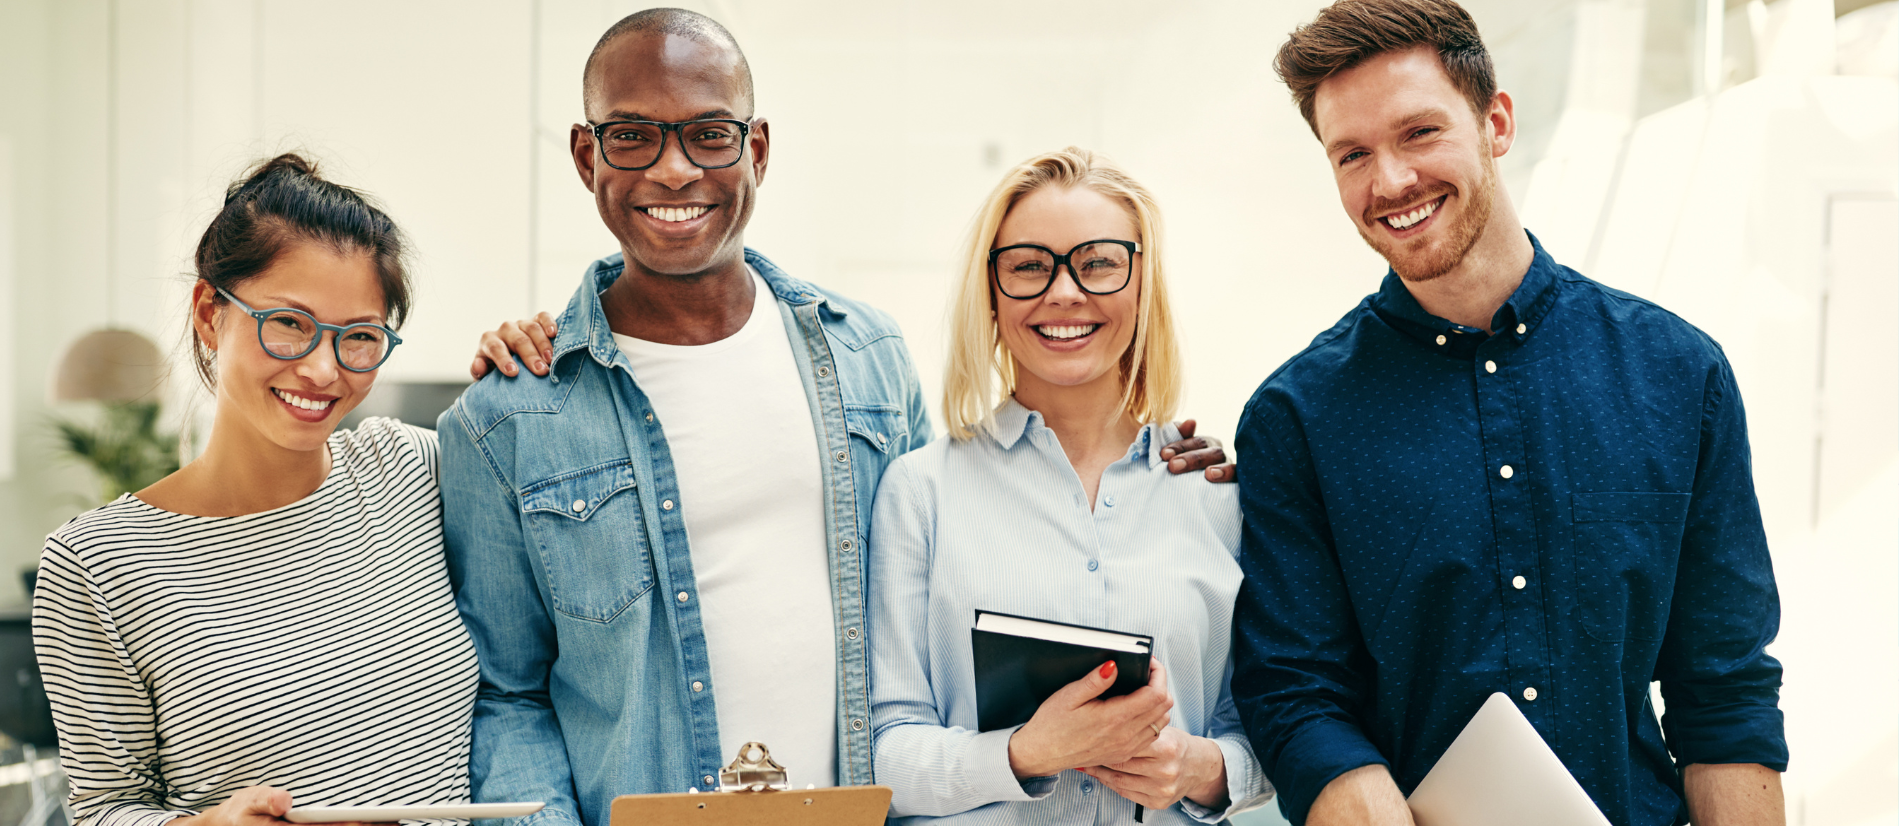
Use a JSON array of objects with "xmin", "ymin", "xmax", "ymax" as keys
[{"xmin": 1655, "ymin": 358, "xmax": 1787, "ymax": 770}]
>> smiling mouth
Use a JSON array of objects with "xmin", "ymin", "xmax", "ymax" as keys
[
  {"xmin": 1036, "ymin": 324, "xmax": 1100, "ymax": 342},
  {"xmin": 1381, "ymin": 196, "xmax": 1445, "ymax": 230},
  {"xmin": 639, "ymin": 206, "xmax": 712, "ymax": 223},
  {"xmin": 273, "ymin": 388, "xmax": 334, "ymax": 412}
]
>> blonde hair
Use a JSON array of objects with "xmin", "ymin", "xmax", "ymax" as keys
[{"xmin": 942, "ymin": 147, "xmax": 1182, "ymax": 441}]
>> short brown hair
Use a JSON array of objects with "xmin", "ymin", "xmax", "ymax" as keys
[{"xmin": 1275, "ymin": 0, "xmax": 1496, "ymax": 138}]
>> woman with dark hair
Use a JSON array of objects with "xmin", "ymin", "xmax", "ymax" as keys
[{"xmin": 32, "ymin": 154, "xmax": 540, "ymax": 826}]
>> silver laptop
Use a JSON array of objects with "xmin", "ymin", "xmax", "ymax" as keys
[{"xmin": 1408, "ymin": 692, "xmax": 1612, "ymax": 826}]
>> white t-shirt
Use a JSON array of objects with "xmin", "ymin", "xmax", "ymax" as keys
[{"xmin": 613, "ymin": 269, "xmax": 837, "ymax": 787}]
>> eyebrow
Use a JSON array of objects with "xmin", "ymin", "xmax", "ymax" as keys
[
  {"xmin": 258, "ymin": 295, "xmax": 385, "ymax": 326},
  {"xmin": 602, "ymin": 108, "xmax": 736, "ymax": 122},
  {"xmin": 1324, "ymin": 106, "xmax": 1454, "ymax": 156}
]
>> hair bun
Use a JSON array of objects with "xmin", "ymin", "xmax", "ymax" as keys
[{"xmin": 224, "ymin": 153, "xmax": 321, "ymax": 204}]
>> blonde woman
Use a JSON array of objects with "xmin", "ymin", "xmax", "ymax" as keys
[{"xmin": 868, "ymin": 148, "xmax": 1273, "ymax": 825}]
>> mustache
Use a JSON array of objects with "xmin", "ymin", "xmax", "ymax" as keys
[{"xmin": 1363, "ymin": 183, "xmax": 1454, "ymax": 224}]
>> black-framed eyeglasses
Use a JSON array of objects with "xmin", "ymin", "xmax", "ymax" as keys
[
  {"xmin": 587, "ymin": 118, "xmax": 755, "ymax": 171},
  {"xmin": 989, "ymin": 239, "xmax": 1142, "ymax": 300},
  {"xmin": 218, "ymin": 287, "xmax": 402, "ymax": 373}
]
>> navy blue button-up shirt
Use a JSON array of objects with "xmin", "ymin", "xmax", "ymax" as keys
[{"xmin": 1230, "ymin": 234, "xmax": 1786, "ymax": 826}]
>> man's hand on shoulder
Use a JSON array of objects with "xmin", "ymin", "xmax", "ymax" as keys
[
  {"xmin": 470, "ymin": 312, "xmax": 560, "ymax": 379},
  {"xmin": 1161, "ymin": 419, "xmax": 1237, "ymax": 483},
  {"xmin": 1308, "ymin": 765, "xmax": 1413, "ymax": 826}
]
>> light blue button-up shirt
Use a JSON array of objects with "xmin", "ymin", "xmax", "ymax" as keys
[
  {"xmin": 869, "ymin": 400, "xmax": 1273, "ymax": 825},
  {"xmin": 439, "ymin": 249, "xmax": 930, "ymax": 826}
]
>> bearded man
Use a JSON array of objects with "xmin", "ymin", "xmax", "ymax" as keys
[{"xmin": 1227, "ymin": 2, "xmax": 1788, "ymax": 825}]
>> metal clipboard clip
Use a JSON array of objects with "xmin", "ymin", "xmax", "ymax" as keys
[{"xmin": 717, "ymin": 742, "xmax": 791, "ymax": 793}]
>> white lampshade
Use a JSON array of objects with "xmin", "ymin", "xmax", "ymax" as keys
[{"xmin": 52, "ymin": 328, "xmax": 165, "ymax": 403}]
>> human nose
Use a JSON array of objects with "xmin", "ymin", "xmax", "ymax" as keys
[
  {"xmin": 644, "ymin": 130, "xmax": 705, "ymax": 190},
  {"xmin": 1370, "ymin": 152, "xmax": 1417, "ymax": 199},
  {"xmin": 293, "ymin": 331, "xmax": 343, "ymax": 385},
  {"xmin": 1042, "ymin": 263, "xmax": 1088, "ymax": 305}
]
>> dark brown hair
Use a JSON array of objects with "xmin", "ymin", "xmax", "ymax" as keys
[
  {"xmin": 189, "ymin": 153, "xmax": 410, "ymax": 388},
  {"xmin": 1274, "ymin": 0, "xmax": 1496, "ymax": 138}
]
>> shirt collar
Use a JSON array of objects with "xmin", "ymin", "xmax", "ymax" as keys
[
  {"xmin": 549, "ymin": 247, "xmax": 839, "ymax": 371},
  {"xmin": 985, "ymin": 397, "xmax": 1180, "ymax": 469},
  {"xmin": 1371, "ymin": 230, "xmax": 1561, "ymax": 346}
]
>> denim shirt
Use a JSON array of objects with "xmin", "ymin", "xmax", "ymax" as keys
[{"xmin": 438, "ymin": 249, "xmax": 932, "ymax": 826}]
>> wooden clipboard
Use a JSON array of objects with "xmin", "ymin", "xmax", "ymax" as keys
[
  {"xmin": 608, "ymin": 785, "xmax": 891, "ymax": 826},
  {"xmin": 607, "ymin": 741, "xmax": 891, "ymax": 826}
]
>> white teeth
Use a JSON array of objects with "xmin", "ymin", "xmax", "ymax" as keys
[
  {"xmin": 1385, "ymin": 199, "xmax": 1438, "ymax": 229},
  {"xmin": 647, "ymin": 206, "xmax": 709, "ymax": 223},
  {"xmin": 274, "ymin": 389, "xmax": 333, "ymax": 411},
  {"xmin": 1036, "ymin": 324, "xmax": 1100, "ymax": 341}
]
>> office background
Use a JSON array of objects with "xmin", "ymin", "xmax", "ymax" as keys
[{"xmin": 0, "ymin": 0, "xmax": 1892, "ymax": 823}]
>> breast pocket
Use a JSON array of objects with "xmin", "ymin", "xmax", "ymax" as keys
[
  {"xmin": 520, "ymin": 461, "xmax": 656, "ymax": 623},
  {"xmin": 1572, "ymin": 491, "xmax": 1691, "ymax": 642},
  {"xmin": 845, "ymin": 405, "xmax": 908, "ymax": 535}
]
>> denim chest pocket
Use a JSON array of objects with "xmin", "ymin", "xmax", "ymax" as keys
[
  {"xmin": 1571, "ymin": 491, "xmax": 1691, "ymax": 642},
  {"xmin": 520, "ymin": 461, "xmax": 656, "ymax": 623},
  {"xmin": 844, "ymin": 406, "xmax": 907, "ymax": 532}
]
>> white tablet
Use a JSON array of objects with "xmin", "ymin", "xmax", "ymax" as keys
[
  {"xmin": 284, "ymin": 803, "xmax": 545, "ymax": 823},
  {"xmin": 1408, "ymin": 693, "xmax": 1609, "ymax": 826}
]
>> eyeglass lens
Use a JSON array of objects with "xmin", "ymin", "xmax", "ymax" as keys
[
  {"xmin": 599, "ymin": 120, "xmax": 745, "ymax": 169},
  {"xmin": 995, "ymin": 242, "xmax": 1134, "ymax": 298},
  {"xmin": 260, "ymin": 310, "xmax": 391, "ymax": 371}
]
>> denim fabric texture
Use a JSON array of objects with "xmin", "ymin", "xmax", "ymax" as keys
[
  {"xmin": 1230, "ymin": 234, "xmax": 1786, "ymax": 826},
  {"xmin": 438, "ymin": 249, "xmax": 931, "ymax": 826}
]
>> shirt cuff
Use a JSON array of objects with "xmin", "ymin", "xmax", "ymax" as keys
[
  {"xmin": 963, "ymin": 726, "xmax": 1059, "ymax": 803},
  {"xmin": 1665, "ymin": 702, "xmax": 1789, "ymax": 771},
  {"xmin": 1271, "ymin": 717, "xmax": 1390, "ymax": 825},
  {"xmin": 1179, "ymin": 735, "xmax": 1275, "ymax": 823}
]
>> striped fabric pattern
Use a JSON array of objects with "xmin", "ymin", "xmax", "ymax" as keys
[{"xmin": 33, "ymin": 418, "xmax": 478, "ymax": 826}]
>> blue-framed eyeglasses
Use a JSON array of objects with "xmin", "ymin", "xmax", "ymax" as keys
[{"xmin": 218, "ymin": 287, "xmax": 402, "ymax": 373}]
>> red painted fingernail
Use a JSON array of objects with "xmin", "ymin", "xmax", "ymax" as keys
[{"xmin": 1099, "ymin": 662, "xmax": 1115, "ymax": 678}]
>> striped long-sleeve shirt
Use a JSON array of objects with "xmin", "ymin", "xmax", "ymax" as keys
[{"xmin": 33, "ymin": 418, "xmax": 477, "ymax": 826}]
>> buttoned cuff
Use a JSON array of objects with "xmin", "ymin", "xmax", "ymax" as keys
[
  {"xmin": 963, "ymin": 726, "xmax": 1059, "ymax": 803},
  {"xmin": 1272, "ymin": 718, "xmax": 1390, "ymax": 825},
  {"xmin": 1179, "ymin": 735, "xmax": 1275, "ymax": 823}
]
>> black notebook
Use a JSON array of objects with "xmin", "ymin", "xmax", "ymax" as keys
[{"xmin": 970, "ymin": 610, "xmax": 1154, "ymax": 732}]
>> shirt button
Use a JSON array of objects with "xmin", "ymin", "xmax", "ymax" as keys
[
  {"xmin": 1104, "ymin": 496, "xmax": 1116, "ymax": 507},
  {"xmin": 835, "ymin": 450, "xmax": 848, "ymax": 463},
  {"xmin": 816, "ymin": 365, "xmax": 830, "ymax": 377},
  {"xmin": 1087, "ymin": 559, "xmax": 1099, "ymax": 572},
  {"xmin": 571, "ymin": 499, "xmax": 586, "ymax": 513},
  {"xmin": 704, "ymin": 775, "xmax": 716, "ymax": 787},
  {"xmin": 1523, "ymin": 686, "xmax": 1539, "ymax": 701},
  {"xmin": 677, "ymin": 591, "xmax": 690, "ymax": 603},
  {"xmin": 1500, "ymin": 465, "xmax": 1515, "ymax": 479},
  {"xmin": 691, "ymin": 681, "xmax": 704, "ymax": 692},
  {"xmin": 845, "ymin": 627, "xmax": 860, "ymax": 640},
  {"xmin": 1516, "ymin": 323, "xmax": 1527, "ymax": 334},
  {"xmin": 1512, "ymin": 575, "xmax": 1527, "ymax": 590},
  {"xmin": 841, "ymin": 538, "xmax": 854, "ymax": 551},
  {"xmin": 1485, "ymin": 360, "xmax": 1497, "ymax": 374},
  {"xmin": 1081, "ymin": 781, "xmax": 1094, "ymax": 794},
  {"xmin": 645, "ymin": 412, "xmax": 654, "ymax": 422},
  {"xmin": 850, "ymin": 718, "xmax": 865, "ymax": 731},
  {"xmin": 1435, "ymin": 334, "xmax": 1447, "ymax": 346}
]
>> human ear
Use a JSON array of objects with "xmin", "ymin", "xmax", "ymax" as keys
[
  {"xmin": 571, "ymin": 123, "xmax": 599, "ymax": 191},
  {"xmin": 748, "ymin": 117, "xmax": 770, "ymax": 187},
  {"xmin": 190, "ymin": 281, "xmax": 222, "ymax": 352},
  {"xmin": 1487, "ymin": 90, "xmax": 1517, "ymax": 159}
]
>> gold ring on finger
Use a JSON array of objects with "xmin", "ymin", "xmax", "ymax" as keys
[{"xmin": 1149, "ymin": 722, "xmax": 1162, "ymax": 736}]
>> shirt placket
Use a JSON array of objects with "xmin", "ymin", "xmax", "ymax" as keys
[{"xmin": 1472, "ymin": 336, "xmax": 1555, "ymax": 735}]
